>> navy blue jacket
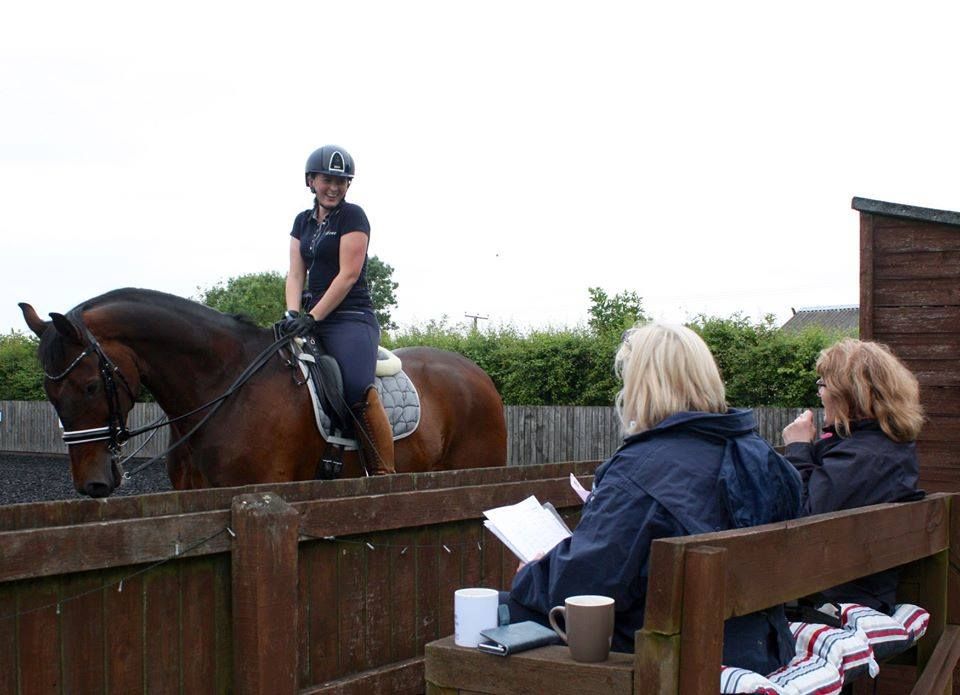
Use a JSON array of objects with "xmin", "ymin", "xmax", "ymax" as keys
[
  {"xmin": 510, "ymin": 409, "xmax": 802, "ymax": 674},
  {"xmin": 785, "ymin": 420, "xmax": 923, "ymax": 611}
]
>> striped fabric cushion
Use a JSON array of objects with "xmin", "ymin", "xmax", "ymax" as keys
[
  {"xmin": 839, "ymin": 603, "xmax": 921, "ymax": 660},
  {"xmin": 718, "ymin": 604, "xmax": 929, "ymax": 694},
  {"xmin": 891, "ymin": 604, "xmax": 930, "ymax": 642},
  {"xmin": 790, "ymin": 621, "xmax": 878, "ymax": 683},
  {"xmin": 719, "ymin": 666, "xmax": 784, "ymax": 695},
  {"xmin": 720, "ymin": 655, "xmax": 842, "ymax": 695},
  {"xmin": 767, "ymin": 655, "xmax": 843, "ymax": 695}
]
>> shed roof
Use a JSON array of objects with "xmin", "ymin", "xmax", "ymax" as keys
[
  {"xmin": 781, "ymin": 305, "xmax": 859, "ymax": 333},
  {"xmin": 852, "ymin": 197, "xmax": 960, "ymax": 227}
]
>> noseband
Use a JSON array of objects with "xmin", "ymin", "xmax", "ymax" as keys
[{"xmin": 44, "ymin": 311, "xmax": 138, "ymax": 456}]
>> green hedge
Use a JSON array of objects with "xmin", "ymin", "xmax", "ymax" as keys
[
  {"xmin": 383, "ymin": 314, "xmax": 848, "ymax": 407},
  {"xmin": 0, "ymin": 332, "xmax": 45, "ymax": 400},
  {"xmin": 1, "ymin": 316, "xmax": 850, "ymax": 407}
]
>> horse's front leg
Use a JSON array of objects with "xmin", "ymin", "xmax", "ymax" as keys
[{"xmin": 165, "ymin": 453, "xmax": 208, "ymax": 490}]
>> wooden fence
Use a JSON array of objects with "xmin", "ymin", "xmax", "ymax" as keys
[
  {"xmin": 0, "ymin": 461, "xmax": 598, "ymax": 694},
  {"xmin": 0, "ymin": 402, "xmax": 823, "ymax": 464}
]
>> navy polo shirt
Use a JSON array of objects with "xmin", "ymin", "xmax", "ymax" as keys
[{"xmin": 290, "ymin": 201, "xmax": 373, "ymax": 312}]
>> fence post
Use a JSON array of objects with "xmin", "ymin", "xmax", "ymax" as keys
[
  {"xmin": 678, "ymin": 546, "xmax": 727, "ymax": 695},
  {"xmin": 231, "ymin": 492, "xmax": 300, "ymax": 695}
]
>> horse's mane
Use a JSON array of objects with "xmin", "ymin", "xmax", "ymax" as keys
[{"xmin": 37, "ymin": 288, "xmax": 264, "ymax": 370}]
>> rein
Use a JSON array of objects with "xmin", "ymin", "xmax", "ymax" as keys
[{"xmin": 47, "ymin": 312, "xmax": 294, "ymax": 479}]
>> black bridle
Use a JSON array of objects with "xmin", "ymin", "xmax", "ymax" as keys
[
  {"xmin": 45, "ymin": 312, "xmax": 139, "ymax": 456},
  {"xmin": 45, "ymin": 311, "xmax": 294, "ymax": 478}
]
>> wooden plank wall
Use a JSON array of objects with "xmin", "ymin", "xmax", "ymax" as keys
[
  {"xmin": 0, "ymin": 462, "xmax": 598, "ymax": 695},
  {"xmin": 860, "ymin": 211, "xmax": 960, "ymax": 491},
  {"xmin": 0, "ymin": 535, "xmax": 233, "ymax": 694},
  {"xmin": 1, "ymin": 402, "xmax": 822, "ymax": 463},
  {"xmin": 504, "ymin": 406, "xmax": 822, "ymax": 463}
]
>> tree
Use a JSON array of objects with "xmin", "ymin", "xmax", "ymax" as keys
[
  {"xmin": 0, "ymin": 331, "xmax": 44, "ymax": 400},
  {"xmin": 198, "ymin": 272, "xmax": 286, "ymax": 327},
  {"xmin": 689, "ymin": 313, "xmax": 847, "ymax": 407},
  {"xmin": 587, "ymin": 287, "xmax": 647, "ymax": 336},
  {"xmin": 366, "ymin": 256, "xmax": 399, "ymax": 330}
]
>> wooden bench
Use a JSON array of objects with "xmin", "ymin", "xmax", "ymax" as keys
[{"xmin": 425, "ymin": 492, "xmax": 960, "ymax": 695}]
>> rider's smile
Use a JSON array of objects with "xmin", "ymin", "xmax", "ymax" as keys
[{"xmin": 311, "ymin": 174, "xmax": 350, "ymax": 210}]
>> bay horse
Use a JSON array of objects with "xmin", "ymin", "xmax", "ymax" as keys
[{"xmin": 19, "ymin": 288, "xmax": 507, "ymax": 497}]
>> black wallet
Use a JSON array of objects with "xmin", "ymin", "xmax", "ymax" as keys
[{"xmin": 477, "ymin": 621, "xmax": 561, "ymax": 656}]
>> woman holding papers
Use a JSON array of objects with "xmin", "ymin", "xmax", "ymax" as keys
[{"xmin": 508, "ymin": 323, "xmax": 802, "ymax": 675}]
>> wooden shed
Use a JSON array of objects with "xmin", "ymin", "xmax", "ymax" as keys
[{"xmin": 855, "ymin": 196, "xmax": 960, "ymax": 492}]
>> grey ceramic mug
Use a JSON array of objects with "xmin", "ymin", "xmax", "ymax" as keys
[{"xmin": 548, "ymin": 595, "xmax": 615, "ymax": 662}]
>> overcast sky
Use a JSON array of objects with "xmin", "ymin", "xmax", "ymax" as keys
[{"xmin": 2, "ymin": 1, "xmax": 958, "ymax": 336}]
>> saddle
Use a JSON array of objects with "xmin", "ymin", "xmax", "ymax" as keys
[{"xmin": 281, "ymin": 333, "xmax": 420, "ymax": 478}]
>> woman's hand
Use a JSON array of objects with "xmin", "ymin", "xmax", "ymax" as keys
[
  {"xmin": 281, "ymin": 312, "xmax": 316, "ymax": 337},
  {"xmin": 782, "ymin": 409, "xmax": 816, "ymax": 445},
  {"xmin": 516, "ymin": 552, "xmax": 544, "ymax": 575}
]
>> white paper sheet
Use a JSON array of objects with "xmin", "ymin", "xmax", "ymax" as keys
[
  {"xmin": 483, "ymin": 495, "xmax": 572, "ymax": 563},
  {"xmin": 569, "ymin": 473, "xmax": 590, "ymax": 502}
]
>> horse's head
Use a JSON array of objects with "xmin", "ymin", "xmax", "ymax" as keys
[{"xmin": 20, "ymin": 302, "xmax": 142, "ymax": 498}]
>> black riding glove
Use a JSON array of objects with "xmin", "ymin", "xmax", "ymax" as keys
[
  {"xmin": 280, "ymin": 310, "xmax": 299, "ymax": 334},
  {"xmin": 281, "ymin": 310, "xmax": 316, "ymax": 337}
]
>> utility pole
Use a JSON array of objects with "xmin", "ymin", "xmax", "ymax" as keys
[{"xmin": 464, "ymin": 312, "xmax": 489, "ymax": 332}]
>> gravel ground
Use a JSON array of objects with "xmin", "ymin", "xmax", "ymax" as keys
[{"xmin": 0, "ymin": 452, "xmax": 173, "ymax": 505}]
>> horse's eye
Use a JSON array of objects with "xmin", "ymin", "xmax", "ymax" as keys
[{"xmin": 84, "ymin": 381, "xmax": 100, "ymax": 397}]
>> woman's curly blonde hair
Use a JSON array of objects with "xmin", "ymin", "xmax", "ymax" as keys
[{"xmin": 817, "ymin": 338, "xmax": 924, "ymax": 442}]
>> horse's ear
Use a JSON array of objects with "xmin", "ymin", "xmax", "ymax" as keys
[
  {"xmin": 18, "ymin": 302, "xmax": 49, "ymax": 338},
  {"xmin": 49, "ymin": 313, "xmax": 82, "ymax": 344}
]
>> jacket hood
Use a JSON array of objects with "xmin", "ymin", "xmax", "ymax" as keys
[
  {"xmin": 629, "ymin": 408, "xmax": 759, "ymax": 441},
  {"xmin": 623, "ymin": 409, "xmax": 801, "ymax": 531}
]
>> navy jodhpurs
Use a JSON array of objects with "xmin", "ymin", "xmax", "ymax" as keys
[{"xmin": 308, "ymin": 310, "xmax": 380, "ymax": 407}]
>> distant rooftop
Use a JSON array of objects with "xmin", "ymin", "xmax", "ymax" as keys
[
  {"xmin": 781, "ymin": 305, "xmax": 859, "ymax": 333},
  {"xmin": 852, "ymin": 197, "xmax": 960, "ymax": 227}
]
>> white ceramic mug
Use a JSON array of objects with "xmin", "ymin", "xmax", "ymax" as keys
[{"xmin": 454, "ymin": 587, "xmax": 499, "ymax": 647}]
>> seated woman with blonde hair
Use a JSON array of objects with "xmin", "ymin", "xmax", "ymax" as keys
[
  {"xmin": 782, "ymin": 338, "xmax": 925, "ymax": 613},
  {"xmin": 508, "ymin": 323, "xmax": 802, "ymax": 674}
]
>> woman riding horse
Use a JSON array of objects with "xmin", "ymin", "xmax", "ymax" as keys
[{"xmin": 282, "ymin": 145, "xmax": 394, "ymax": 475}]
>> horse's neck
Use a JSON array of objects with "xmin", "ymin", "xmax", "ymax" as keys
[{"xmin": 101, "ymin": 309, "xmax": 268, "ymax": 414}]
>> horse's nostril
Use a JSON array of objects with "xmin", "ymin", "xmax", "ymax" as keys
[{"xmin": 84, "ymin": 482, "xmax": 112, "ymax": 498}]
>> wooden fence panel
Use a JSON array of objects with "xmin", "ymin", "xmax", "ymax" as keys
[
  {"xmin": 0, "ymin": 401, "xmax": 170, "ymax": 456},
  {"xmin": 0, "ymin": 582, "xmax": 18, "ymax": 695},
  {"xmin": 503, "ymin": 406, "xmax": 823, "ymax": 465},
  {"xmin": 875, "ymin": 277, "xmax": 960, "ymax": 306},
  {"xmin": 60, "ymin": 572, "xmax": 105, "ymax": 693},
  {"xmin": 181, "ymin": 557, "xmax": 223, "ymax": 694},
  {"xmin": 390, "ymin": 528, "xmax": 418, "ymax": 663},
  {"xmin": 875, "ymin": 251, "xmax": 960, "ymax": 280},
  {"xmin": 18, "ymin": 577, "xmax": 61, "ymax": 695},
  {"xmin": 0, "ymin": 462, "xmax": 601, "ymax": 694},
  {"xmin": 103, "ymin": 568, "xmax": 146, "ymax": 695}
]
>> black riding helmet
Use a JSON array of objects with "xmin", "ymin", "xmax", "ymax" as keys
[{"xmin": 304, "ymin": 145, "xmax": 355, "ymax": 186}]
